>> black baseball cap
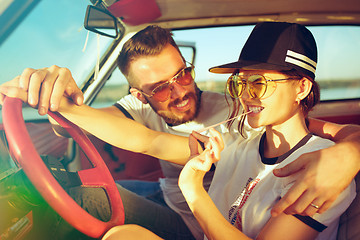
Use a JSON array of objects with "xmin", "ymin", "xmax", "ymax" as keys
[{"xmin": 209, "ymin": 22, "xmax": 317, "ymax": 79}]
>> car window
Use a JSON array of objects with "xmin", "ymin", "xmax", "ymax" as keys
[
  {"xmin": 0, "ymin": 1, "xmax": 116, "ymax": 121},
  {"xmin": 311, "ymin": 26, "xmax": 360, "ymax": 100},
  {"xmin": 91, "ymin": 25, "xmax": 360, "ymax": 107},
  {"xmin": 175, "ymin": 25, "xmax": 360, "ymax": 101}
]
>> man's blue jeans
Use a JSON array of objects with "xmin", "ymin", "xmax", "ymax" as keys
[
  {"xmin": 117, "ymin": 180, "xmax": 166, "ymax": 206},
  {"xmin": 65, "ymin": 183, "xmax": 195, "ymax": 240}
]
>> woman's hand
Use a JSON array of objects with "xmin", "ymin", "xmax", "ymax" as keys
[{"xmin": 179, "ymin": 128, "xmax": 224, "ymax": 200}]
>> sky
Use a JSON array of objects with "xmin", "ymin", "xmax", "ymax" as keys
[
  {"xmin": 0, "ymin": 1, "xmax": 112, "ymax": 85},
  {"xmin": 0, "ymin": 0, "xmax": 359, "ymax": 96}
]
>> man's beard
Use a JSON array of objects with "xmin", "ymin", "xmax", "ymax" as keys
[{"xmin": 148, "ymin": 86, "xmax": 201, "ymax": 126}]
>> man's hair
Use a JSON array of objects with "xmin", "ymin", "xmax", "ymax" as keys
[{"xmin": 117, "ymin": 25, "xmax": 182, "ymax": 86}]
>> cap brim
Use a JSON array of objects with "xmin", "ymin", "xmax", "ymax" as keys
[{"xmin": 209, "ymin": 60, "xmax": 293, "ymax": 74}]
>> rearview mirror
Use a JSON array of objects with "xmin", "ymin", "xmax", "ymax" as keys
[
  {"xmin": 178, "ymin": 43, "xmax": 196, "ymax": 65},
  {"xmin": 176, "ymin": 40, "xmax": 197, "ymax": 65},
  {"xmin": 84, "ymin": 5, "xmax": 120, "ymax": 38}
]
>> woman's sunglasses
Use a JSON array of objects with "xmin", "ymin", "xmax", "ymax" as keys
[
  {"xmin": 227, "ymin": 74, "xmax": 299, "ymax": 99},
  {"xmin": 140, "ymin": 64, "xmax": 195, "ymax": 102}
]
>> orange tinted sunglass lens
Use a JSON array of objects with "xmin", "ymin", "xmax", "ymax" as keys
[
  {"xmin": 152, "ymin": 82, "xmax": 171, "ymax": 101},
  {"xmin": 152, "ymin": 66, "xmax": 194, "ymax": 102},
  {"xmin": 177, "ymin": 67, "xmax": 194, "ymax": 85}
]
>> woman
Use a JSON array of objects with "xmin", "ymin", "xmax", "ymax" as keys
[
  {"xmin": 178, "ymin": 22, "xmax": 356, "ymax": 240},
  {"xmin": 102, "ymin": 22, "xmax": 356, "ymax": 240}
]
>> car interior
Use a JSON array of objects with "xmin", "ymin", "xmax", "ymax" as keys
[{"xmin": 0, "ymin": 0, "xmax": 359, "ymax": 239}]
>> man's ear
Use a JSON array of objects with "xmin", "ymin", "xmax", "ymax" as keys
[
  {"xmin": 296, "ymin": 77, "xmax": 313, "ymax": 102},
  {"xmin": 130, "ymin": 87, "xmax": 148, "ymax": 104}
]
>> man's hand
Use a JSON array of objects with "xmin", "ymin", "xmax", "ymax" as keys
[
  {"xmin": 271, "ymin": 141, "xmax": 360, "ymax": 217},
  {"xmin": 0, "ymin": 66, "xmax": 83, "ymax": 113}
]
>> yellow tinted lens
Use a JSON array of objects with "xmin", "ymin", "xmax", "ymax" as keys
[
  {"xmin": 227, "ymin": 76, "xmax": 244, "ymax": 98},
  {"xmin": 248, "ymin": 75, "xmax": 267, "ymax": 98}
]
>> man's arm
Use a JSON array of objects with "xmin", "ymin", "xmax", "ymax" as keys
[
  {"xmin": 308, "ymin": 117, "xmax": 360, "ymax": 142},
  {"xmin": 0, "ymin": 66, "xmax": 129, "ymax": 138},
  {"xmin": 0, "ymin": 84, "xmax": 191, "ymax": 164},
  {"xmin": 272, "ymin": 118, "xmax": 360, "ymax": 216},
  {"xmin": 50, "ymin": 105, "xmax": 127, "ymax": 137},
  {"xmin": 60, "ymin": 98, "xmax": 192, "ymax": 164}
]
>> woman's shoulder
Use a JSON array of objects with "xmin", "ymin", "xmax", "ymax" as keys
[{"xmin": 307, "ymin": 134, "xmax": 335, "ymax": 149}]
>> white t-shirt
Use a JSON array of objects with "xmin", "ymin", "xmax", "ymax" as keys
[
  {"xmin": 208, "ymin": 133, "xmax": 356, "ymax": 240},
  {"xmin": 117, "ymin": 91, "xmax": 246, "ymax": 239}
]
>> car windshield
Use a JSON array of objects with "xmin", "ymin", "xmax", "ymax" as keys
[
  {"xmin": 0, "ymin": 1, "xmax": 115, "ymax": 121},
  {"xmin": 93, "ymin": 25, "xmax": 360, "ymax": 108},
  {"xmin": 1, "ymin": 1, "xmax": 359, "ymax": 119}
]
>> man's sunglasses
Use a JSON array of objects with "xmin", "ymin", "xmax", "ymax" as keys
[
  {"xmin": 140, "ymin": 64, "xmax": 195, "ymax": 102},
  {"xmin": 227, "ymin": 74, "xmax": 300, "ymax": 99}
]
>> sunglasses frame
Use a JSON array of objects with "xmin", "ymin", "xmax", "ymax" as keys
[
  {"xmin": 227, "ymin": 74, "xmax": 300, "ymax": 99},
  {"xmin": 137, "ymin": 62, "xmax": 195, "ymax": 102}
]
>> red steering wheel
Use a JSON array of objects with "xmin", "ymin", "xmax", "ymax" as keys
[{"xmin": 2, "ymin": 97, "xmax": 125, "ymax": 238}]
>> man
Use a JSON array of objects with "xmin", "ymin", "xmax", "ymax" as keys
[
  {"xmin": 0, "ymin": 25, "xmax": 359, "ymax": 239},
  {"xmin": 110, "ymin": 26, "xmax": 239, "ymax": 239}
]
